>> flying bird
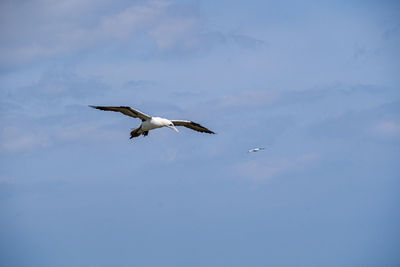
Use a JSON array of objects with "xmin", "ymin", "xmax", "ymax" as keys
[
  {"xmin": 89, "ymin": 105, "xmax": 215, "ymax": 139},
  {"xmin": 248, "ymin": 147, "xmax": 266, "ymax": 153}
]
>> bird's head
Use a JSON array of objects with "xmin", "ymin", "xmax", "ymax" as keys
[{"xmin": 162, "ymin": 119, "xmax": 179, "ymax": 133}]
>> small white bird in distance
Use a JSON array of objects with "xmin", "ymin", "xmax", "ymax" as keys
[
  {"xmin": 248, "ymin": 147, "xmax": 266, "ymax": 153},
  {"xmin": 89, "ymin": 105, "xmax": 215, "ymax": 139}
]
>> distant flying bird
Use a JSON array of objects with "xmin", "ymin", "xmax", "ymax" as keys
[
  {"xmin": 89, "ymin": 105, "xmax": 215, "ymax": 139},
  {"xmin": 248, "ymin": 147, "xmax": 266, "ymax": 153}
]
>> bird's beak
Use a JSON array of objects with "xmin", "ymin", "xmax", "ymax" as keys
[{"xmin": 169, "ymin": 126, "xmax": 179, "ymax": 132}]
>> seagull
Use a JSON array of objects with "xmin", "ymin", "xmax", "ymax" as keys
[
  {"xmin": 89, "ymin": 105, "xmax": 215, "ymax": 139},
  {"xmin": 248, "ymin": 147, "xmax": 266, "ymax": 153}
]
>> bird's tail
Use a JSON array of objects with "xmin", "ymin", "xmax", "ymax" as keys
[
  {"xmin": 130, "ymin": 127, "xmax": 149, "ymax": 139},
  {"xmin": 130, "ymin": 127, "xmax": 141, "ymax": 139}
]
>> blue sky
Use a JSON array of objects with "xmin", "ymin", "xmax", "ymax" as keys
[{"xmin": 1, "ymin": 0, "xmax": 399, "ymax": 266}]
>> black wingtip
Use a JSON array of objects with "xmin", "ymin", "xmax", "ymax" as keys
[{"xmin": 189, "ymin": 121, "xmax": 216, "ymax": 134}]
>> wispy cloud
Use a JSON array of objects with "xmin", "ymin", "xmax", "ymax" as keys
[
  {"xmin": 233, "ymin": 152, "xmax": 320, "ymax": 181},
  {"xmin": 2, "ymin": 66, "xmax": 108, "ymax": 119},
  {"xmin": 370, "ymin": 121, "xmax": 400, "ymax": 137},
  {"xmin": 0, "ymin": 0, "xmax": 265, "ymax": 70},
  {"xmin": 1, "ymin": 1, "xmax": 197, "ymax": 68},
  {"xmin": 309, "ymin": 99, "xmax": 400, "ymax": 141},
  {"xmin": 0, "ymin": 121, "xmax": 127, "ymax": 153},
  {"xmin": 0, "ymin": 126, "xmax": 50, "ymax": 152},
  {"xmin": 0, "ymin": 176, "xmax": 15, "ymax": 185}
]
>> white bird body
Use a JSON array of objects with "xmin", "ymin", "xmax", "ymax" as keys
[
  {"xmin": 89, "ymin": 105, "xmax": 214, "ymax": 139},
  {"xmin": 140, "ymin": 117, "xmax": 172, "ymax": 131}
]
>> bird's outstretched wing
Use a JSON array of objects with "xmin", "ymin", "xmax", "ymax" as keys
[
  {"xmin": 171, "ymin": 120, "xmax": 215, "ymax": 134},
  {"xmin": 248, "ymin": 147, "xmax": 266, "ymax": 153},
  {"xmin": 89, "ymin": 106, "xmax": 151, "ymax": 121}
]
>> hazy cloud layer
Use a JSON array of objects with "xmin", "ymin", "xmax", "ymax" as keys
[
  {"xmin": 1, "ymin": 1, "xmax": 399, "ymax": 267},
  {"xmin": 0, "ymin": 0, "xmax": 265, "ymax": 70}
]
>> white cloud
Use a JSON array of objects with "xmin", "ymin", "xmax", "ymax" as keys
[
  {"xmin": 218, "ymin": 90, "xmax": 280, "ymax": 109},
  {"xmin": 0, "ymin": 0, "xmax": 265, "ymax": 70},
  {"xmin": 149, "ymin": 16, "xmax": 198, "ymax": 50},
  {"xmin": 0, "ymin": 126, "xmax": 50, "ymax": 152},
  {"xmin": 0, "ymin": 176, "xmax": 15, "ymax": 184},
  {"xmin": 99, "ymin": 1, "xmax": 171, "ymax": 40},
  {"xmin": 0, "ymin": 122, "xmax": 127, "ymax": 153},
  {"xmin": 56, "ymin": 124, "xmax": 124, "ymax": 142},
  {"xmin": 371, "ymin": 121, "xmax": 400, "ymax": 137},
  {"xmin": 233, "ymin": 152, "xmax": 320, "ymax": 181},
  {"xmin": 0, "ymin": 0, "xmax": 201, "ymax": 68}
]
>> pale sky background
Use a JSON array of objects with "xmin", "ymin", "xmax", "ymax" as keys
[{"xmin": 1, "ymin": 0, "xmax": 399, "ymax": 266}]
